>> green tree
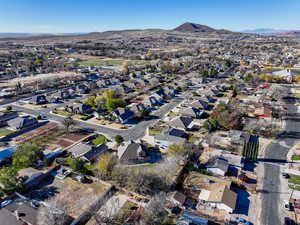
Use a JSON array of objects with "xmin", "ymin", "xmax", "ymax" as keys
[
  {"xmin": 0, "ymin": 167, "xmax": 23, "ymax": 198},
  {"xmin": 12, "ymin": 143, "xmax": 41, "ymax": 170},
  {"xmin": 85, "ymin": 96, "xmax": 96, "ymax": 107},
  {"xmin": 6, "ymin": 105, "xmax": 12, "ymax": 111},
  {"xmin": 93, "ymin": 153, "xmax": 117, "ymax": 180},
  {"xmin": 66, "ymin": 157, "xmax": 88, "ymax": 174},
  {"xmin": 114, "ymin": 135, "xmax": 124, "ymax": 145}
]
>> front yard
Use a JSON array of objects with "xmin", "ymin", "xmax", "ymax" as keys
[
  {"xmin": 288, "ymin": 174, "xmax": 300, "ymax": 191},
  {"xmin": 0, "ymin": 128, "xmax": 14, "ymax": 136}
]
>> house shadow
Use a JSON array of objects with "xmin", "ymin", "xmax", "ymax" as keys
[
  {"xmin": 242, "ymin": 160, "xmax": 257, "ymax": 172},
  {"xmin": 232, "ymin": 187, "xmax": 250, "ymax": 216}
]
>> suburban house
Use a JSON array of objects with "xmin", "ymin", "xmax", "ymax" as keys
[
  {"xmin": 168, "ymin": 116, "xmax": 195, "ymax": 131},
  {"xmin": 206, "ymin": 157, "xmax": 229, "ymax": 176},
  {"xmin": 272, "ymin": 69, "xmax": 297, "ymax": 82},
  {"xmin": 197, "ymin": 183, "xmax": 237, "ymax": 213},
  {"xmin": 76, "ymin": 84, "xmax": 90, "ymax": 94},
  {"xmin": 7, "ymin": 115, "xmax": 38, "ymax": 130},
  {"xmin": 29, "ymin": 95, "xmax": 48, "ymax": 105},
  {"xmin": 253, "ymin": 105, "xmax": 272, "ymax": 119},
  {"xmin": 143, "ymin": 95, "xmax": 161, "ymax": 108},
  {"xmin": 180, "ymin": 107, "xmax": 204, "ymax": 118},
  {"xmin": 0, "ymin": 111, "xmax": 18, "ymax": 127},
  {"xmin": 154, "ymin": 128, "xmax": 187, "ymax": 149},
  {"xmin": 129, "ymin": 103, "xmax": 147, "ymax": 115},
  {"xmin": 229, "ymin": 130, "xmax": 250, "ymax": 146},
  {"xmin": 68, "ymin": 142, "xmax": 108, "ymax": 162},
  {"xmin": 112, "ymin": 107, "xmax": 136, "ymax": 124},
  {"xmin": 190, "ymin": 99, "xmax": 209, "ymax": 110},
  {"xmin": 65, "ymin": 103, "xmax": 91, "ymax": 114},
  {"xmin": 117, "ymin": 140, "xmax": 149, "ymax": 165},
  {"xmin": 18, "ymin": 167, "xmax": 45, "ymax": 189},
  {"xmin": 1, "ymin": 201, "xmax": 38, "ymax": 225}
]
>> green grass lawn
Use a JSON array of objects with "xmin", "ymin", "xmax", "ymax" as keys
[
  {"xmin": 289, "ymin": 184, "xmax": 300, "ymax": 191},
  {"xmin": 288, "ymin": 174, "xmax": 300, "ymax": 185},
  {"xmin": 291, "ymin": 155, "xmax": 300, "ymax": 160},
  {"xmin": 295, "ymin": 93, "xmax": 300, "ymax": 98},
  {"xmin": 0, "ymin": 128, "xmax": 14, "ymax": 136}
]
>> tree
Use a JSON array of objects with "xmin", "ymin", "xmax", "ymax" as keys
[
  {"xmin": 62, "ymin": 116, "xmax": 76, "ymax": 134},
  {"xmin": 38, "ymin": 200, "xmax": 71, "ymax": 225},
  {"xmin": 85, "ymin": 96, "xmax": 96, "ymax": 107},
  {"xmin": 6, "ymin": 105, "xmax": 12, "ymax": 111},
  {"xmin": 141, "ymin": 192, "xmax": 168, "ymax": 225},
  {"xmin": 94, "ymin": 153, "xmax": 117, "ymax": 180},
  {"xmin": 66, "ymin": 157, "xmax": 88, "ymax": 174},
  {"xmin": 114, "ymin": 135, "xmax": 124, "ymax": 145},
  {"xmin": 12, "ymin": 143, "xmax": 41, "ymax": 170},
  {"xmin": 0, "ymin": 167, "xmax": 23, "ymax": 198}
]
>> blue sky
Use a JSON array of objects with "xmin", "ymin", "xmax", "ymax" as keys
[{"xmin": 0, "ymin": 0, "xmax": 300, "ymax": 33}]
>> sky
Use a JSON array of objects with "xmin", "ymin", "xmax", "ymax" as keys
[{"xmin": 0, "ymin": 0, "xmax": 300, "ymax": 33}]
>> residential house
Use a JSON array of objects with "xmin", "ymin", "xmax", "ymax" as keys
[
  {"xmin": 68, "ymin": 142, "xmax": 108, "ymax": 162},
  {"xmin": 2, "ymin": 201, "xmax": 38, "ymax": 225},
  {"xmin": 0, "ymin": 111, "xmax": 18, "ymax": 127},
  {"xmin": 112, "ymin": 107, "xmax": 135, "ymax": 124},
  {"xmin": 206, "ymin": 157, "xmax": 229, "ymax": 176},
  {"xmin": 178, "ymin": 212, "xmax": 208, "ymax": 225},
  {"xmin": 7, "ymin": 116, "xmax": 38, "ymax": 130},
  {"xmin": 117, "ymin": 140, "xmax": 149, "ymax": 164},
  {"xmin": 154, "ymin": 128, "xmax": 187, "ymax": 149},
  {"xmin": 253, "ymin": 105, "xmax": 272, "ymax": 119},
  {"xmin": 76, "ymin": 84, "xmax": 90, "ymax": 94},
  {"xmin": 272, "ymin": 69, "xmax": 297, "ymax": 82},
  {"xmin": 198, "ymin": 183, "xmax": 237, "ymax": 213},
  {"xmin": 18, "ymin": 167, "xmax": 45, "ymax": 189},
  {"xmin": 143, "ymin": 95, "xmax": 161, "ymax": 108},
  {"xmin": 229, "ymin": 130, "xmax": 250, "ymax": 146},
  {"xmin": 180, "ymin": 107, "xmax": 204, "ymax": 119},
  {"xmin": 190, "ymin": 100, "xmax": 209, "ymax": 110},
  {"xmin": 168, "ymin": 116, "xmax": 195, "ymax": 131},
  {"xmin": 65, "ymin": 103, "xmax": 91, "ymax": 114},
  {"xmin": 29, "ymin": 95, "xmax": 48, "ymax": 105}
]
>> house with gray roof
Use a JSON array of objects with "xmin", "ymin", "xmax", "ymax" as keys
[
  {"xmin": 29, "ymin": 94, "xmax": 48, "ymax": 105},
  {"xmin": 0, "ymin": 111, "xmax": 18, "ymax": 127},
  {"xmin": 154, "ymin": 128, "xmax": 187, "ymax": 149},
  {"xmin": 168, "ymin": 116, "xmax": 195, "ymax": 131},
  {"xmin": 206, "ymin": 157, "xmax": 229, "ymax": 176},
  {"xmin": 112, "ymin": 107, "xmax": 136, "ymax": 124},
  {"xmin": 68, "ymin": 142, "xmax": 108, "ymax": 162},
  {"xmin": 190, "ymin": 99, "xmax": 209, "ymax": 110},
  {"xmin": 117, "ymin": 141, "xmax": 149, "ymax": 164},
  {"xmin": 7, "ymin": 115, "xmax": 38, "ymax": 130},
  {"xmin": 180, "ymin": 107, "xmax": 204, "ymax": 118}
]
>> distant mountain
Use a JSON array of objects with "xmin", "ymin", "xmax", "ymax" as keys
[
  {"xmin": 174, "ymin": 22, "xmax": 217, "ymax": 33},
  {"xmin": 275, "ymin": 30, "xmax": 300, "ymax": 37},
  {"xmin": 0, "ymin": 32, "xmax": 87, "ymax": 39},
  {"xmin": 241, "ymin": 28, "xmax": 289, "ymax": 34}
]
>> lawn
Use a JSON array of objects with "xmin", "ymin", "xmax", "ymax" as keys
[
  {"xmin": 288, "ymin": 174, "xmax": 300, "ymax": 185},
  {"xmin": 149, "ymin": 127, "xmax": 162, "ymax": 136},
  {"xmin": 53, "ymin": 109, "xmax": 72, "ymax": 117},
  {"xmin": 91, "ymin": 135, "xmax": 107, "ymax": 146},
  {"xmin": 0, "ymin": 128, "xmax": 14, "ymax": 136},
  {"xmin": 295, "ymin": 93, "xmax": 300, "ymax": 98},
  {"xmin": 291, "ymin": 155, "xmax": 300, "ymax": 160}
]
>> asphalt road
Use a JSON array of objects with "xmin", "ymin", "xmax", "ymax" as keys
[
  {"xmin": 261, "ymin": 90, "xmax": 300, "ymax": 225},
  {"xmin": 10, "ymin": 93, "xmax": 185, "ymax": 141}
]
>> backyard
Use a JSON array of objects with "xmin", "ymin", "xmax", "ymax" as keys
[{"xmin": 0, "ymin": 128, "xmax": 14, "ymax": 137}]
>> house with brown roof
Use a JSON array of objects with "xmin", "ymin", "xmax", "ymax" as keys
[{"xmin": 197, "ymin": 183, "xmax": 237, "ymax": 213}]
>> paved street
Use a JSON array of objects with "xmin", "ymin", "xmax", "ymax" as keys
[
  {"xmin": 9, "ymin": 93, "xmax": 185, "ymax": 141},
  {"xmin": 261, "ymin": 88, "xmax": 300, "ymax": 225}
]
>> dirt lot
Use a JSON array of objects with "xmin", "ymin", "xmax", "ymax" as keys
[{"xmin": 30, "ymin": 177, "xmax": 110, "ymax": 218}]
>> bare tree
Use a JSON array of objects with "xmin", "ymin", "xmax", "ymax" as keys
[
  {"xmin": 62, "ymin": 116, "xmax": 76, "ymax": 134},
  {"xmin": 37, "ymin": 200, "xmax": 71, "ymax": 225},
  {"xmin": 140, "ymin": 192, "xmax": 167, "ymax": 225}
]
